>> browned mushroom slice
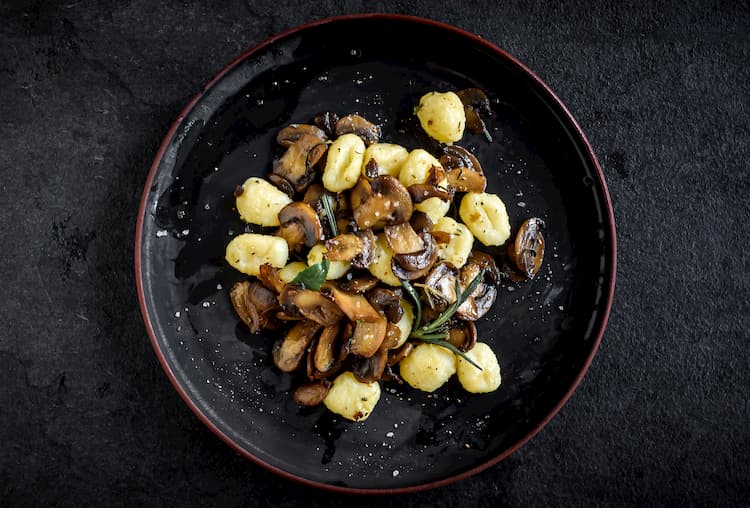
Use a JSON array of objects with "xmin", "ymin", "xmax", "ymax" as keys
[
  {"xmin": 293, "ymin": 380, "xmax": 331, "ymax": 406},
  {"xmin": 329, "ymin": 287, "xmax": 382, "ymax": 322},
  {"xmin": 324, "ymin": 233, "xmax": 362, "ymax": 261},
  {"xmin": 277, "ymin": 202, "xmax": 323, "ymax": 252},
  {"xmin": 278, "ymin": 286, "xmax": 343, "ymax": 326},
  {"xmin": 335, "ymin": 114, "xmax": 381, "ymax": 146},
  {"xmin": 508, "ymin": 218, "xmax": 546, "ymax": 278},
  {"xmin": 273, "ymin": 320, "xmax": 321, "ymax": 372},
  {"xmin": 464, "ymin": 250, "xmax": 501, "ymax": 282},
  {"xmin": 230, "ymin": 281, "xmax": 280, "ymax": 333},
  {"xmin": 440, "ymin": 145, "xmax": 487, "ymax": 193},
  {"xmin": 257, "ymin": 263, "xmax": 286, "ymax": 294},
  {"xmin": 364, "ymin": 158, "xmax": 380, "ymax": 179},
  {"xmin": 313, "ymin": 111, "xmax": 339, "ymax": 138},
  {"xmin": 267, "ymin": 173, "xmax": 296, "ymax": 198},
  {"xmin": 366, "ymin": 287, "xmax": 403, "ymax": 323},
  {"xmin": 337, "ymin": 320, "xmax": 354, "ymax": 361},
  {"xmin": 350, "ymin": 315, "xmax": 388, "ymax": 358},
  {"xmin": 350, "ymin": 175, "xmax": 413, "ymax": 230},
  {"xmin": 422, "ymin": 262, "xmax": 460, "ymax": 309},
  {"xmin": 456, "ymin": 253, "xmax": 498, "ymax": 321},
  {"xmin": 387, "ymin": 342, "xmax": 414, "ymax": 366},
  {"xmin": 272, "ymin": 134, "xmax": 328, "ymax": 193},
  {"xmin": 352, "ymin": 345, "xmax": 388, "ymax": 382},
  {"xmin": 276, "ymin": 123, "xmax": 327, "ymax": 147},
  {"xmin": 456, "ymin": 88, "xmax": 492, "ymax": 136},
  {"xmin": 338, "ymin": 274, "xmax": 379, "ymax": 293},
  {"xmin": 384, "ymin": 222, "xmax": 425, "ymax": 255},
  {"xmin": 313, "ymin": 323, "xmax": 341, "ymax": 375},
  {"xmin": 446, "ymin": 321, "xmax": 478, "ymax": 352},
  {"xmin": 380, "ymin": 322, "xmax": 403, "ymax": 349},
  {"xmin": 407, "ymin": 183, "xmax": 453, "ymax": 203},
  {"xmin": 409, "ymin": 210, "xmax": 434, "ymax": 233},
  {"xmin": 391, "ymin": 232, "xmax": 438, "ymax": 280}
]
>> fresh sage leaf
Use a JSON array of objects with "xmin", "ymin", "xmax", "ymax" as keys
[{"xmin": 291, "ymin": 259, "xmax": 330, "ymax": 291}]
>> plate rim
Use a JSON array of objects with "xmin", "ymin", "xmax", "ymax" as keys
[{"xmin": 135, "ymin": 12, "xmax": 617, "ymax": 495}]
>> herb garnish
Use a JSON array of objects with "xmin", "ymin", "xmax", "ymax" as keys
[
  {"xmin": 320, "ymin": 193, "xmax": 338, "ymax": 237},
  {"xmin": 291, "ymin": 259, "xmax": 330, "ymax": 291}
]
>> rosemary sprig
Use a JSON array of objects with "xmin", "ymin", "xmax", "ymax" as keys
[
  {"xmin": 415, "ymin": 269, "xmax": 485, "ymax": 336},
  {"xmin": 320, "ymin": 194, "xmax": 338, "ymax": 237}
]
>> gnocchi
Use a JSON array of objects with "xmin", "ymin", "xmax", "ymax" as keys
[
  {"xmin": 393, "ymin": 299, "xmax": 414, "ymax": 349},
  {"xmin": 235, "ymin": 177, "xmax": 292, "ymax": 226},
  {"xmin": 278, "ymin": 261, "xmax": 308, "ymax": 284},
  {"xmin": 323, "ymin": 371, "xmax": 381, "ymax": 421},
  {"xmin": 398, "ymin": 149, "xmax": 444, "ymax": 187},
  {"xmin": 225, "ymin": 233, "xmax": 289, "ymax": 276},
  {"xmin": 459, "ymin": 192, "xmax": 511, "ymax": 246},
  {"xmin": 361, "ymin": 143, "xmax": 409, "ymax": 178},
  {"xmin": 433, "ymin": 216, "xmax": 474, "ymax": 268},
  {"xmin": 456, "ymin": 342, "xmax": 502, "ymax": 393},
  {"xmin": 416, "ymin": 91, "xmax": 466, "ymax": 144},
  {"xmin": 307, "ymin": 244, "xmax": 351, "ymax": 280},
  {"xmin": 322, "ymin": 133, "xmax": 366, "ymax": 192},
  {"xmin": 367, "ymin": 234, "xmax": 401, "ymax": 286},
  {"xmin": 414, "ymin": 196, "xmax": 451, "ymax": 224},
  {"xmin": 399, "ymin": 342, "xmax": 457, "ymax": 392}
]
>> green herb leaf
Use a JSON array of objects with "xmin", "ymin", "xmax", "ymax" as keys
[
  {"xmin": 413, "ymin": 269, "xmax": 486, "ymax": 336},
  {"xmin": 291, "ymin": 259, "xmax": 330, "ymax": 291},
  {"xmin": 400, "ymin": 279, "xmax": 422, "ymax": 330},
  {"xmin": 320, "ymin": 194, "xmax": 338, "ymax": 237},
  {"xmin": 418, "ymin": 337, "xmax": 483, "ymax": 371}
]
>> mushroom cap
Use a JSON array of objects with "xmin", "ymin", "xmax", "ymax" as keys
[
  {"xmin": 277, "ymin": 201, "xmax": 323, "ymax": 250},
  {"xmin": 351, "ymin": 175, "xmax": 413, "ymax": 230}
]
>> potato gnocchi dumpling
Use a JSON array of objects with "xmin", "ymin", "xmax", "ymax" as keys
[
  {"xmin": 394, "ymin": 299, "xmax": 414, "ymax": 349},
  {"xmin": 225, "ymin": 233, "xmax": 289, "ymax": 276},
  {"xmin": 236, "ymin": 177, "xmax": 292, "ymax": 226},
  {"xmin": 456, "ymin": 342, "xmax": 502, "ymax": 393},
  {"xmin": 414, "ymin": 196, "xmax": 451, "ymax": 224},
  {"xmin": 278, "ymin": 261, "xmax": 308, "ymax": 284},
  {"xmin": 459, "ymin": 192, "xmax": 511, "ymax": 246},
  {"xmin": 367, "ymin": 234, "xmax": 401, "ymax": 286},
  {"xmin": 398, "ymin": 149, "xmax": 445, "ymax": 188},
  {"xmin": 323, "ymin": 133, "xmax": 366, "ymax": 192},
  {"xmin": 399, "ymin": 342, "xmax": 457, "ymax": 392},
  {"xmin": 323, "ymin": 371, "xmax": 381, "ymax": 421},
  {"xmin": 416, "ymin": 91, "xmax": 466, "ymax": 144},
  {"xmin": 307, "ymin": 244, "xmax": 351, "ymax": 280},
  {"xmin": 433, "ymin": 216, "xmax": 474, "ymax": 268},
  {"xmin": 362, "ymin": 143, "xmax": 409, "ymax": 178}
]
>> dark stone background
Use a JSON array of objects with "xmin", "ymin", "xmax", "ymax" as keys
[{"xmin": 1, "ymin": 1, "xmax": 748, "ymax": 506}]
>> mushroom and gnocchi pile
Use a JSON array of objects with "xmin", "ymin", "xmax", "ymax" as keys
[{"xmin": 224, "ymin": 89, "xmax": 546, "ymax": 421}]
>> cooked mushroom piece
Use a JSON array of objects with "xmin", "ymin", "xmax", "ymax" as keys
[
  {"xmin": 335, "ymin": 114, "xmax": 381, "ymax": 146},
  {"xmin": 352, "ymin": 346, "xmax": 388, "ymax": 382},
  {"xmin": 380, "ymin": 322, "xmax": 404, "ymax": 349},
  {"xmin": 278, "ymin": 285, "xmax": 343, "ymax": 326},
  {"xmin": 272, "ymin": 320, "xmax": 322, "ymax": 372},
  {"xmin": 456, "ymin": 88, "xmax": 492, "ymax": 136},
  {"xmin": 293, "ymin": 381, "xmax": 331, "ymax": 406},
  {"xmin": 324, "ymin": 229, "xmax": 376, "ymax": 268},
  {"xmin": 349, "ymin": 316, "xmax": 388, "ymax": 358},
  {"xmin": 276, "ymin": 123, "xmax": 327, "ymax": 147},
  {"xmin": 407, "ymin": 183, "xmax": 453, "ymax": 203},
  {"xmin": 329, "ymin": 287, "xmax": 382, "ymax": 322},
  {"xmin": 391, "ymin": 232, "xmax": 438, "ymax": 280},
  {"xmin": 313, "ymin": 323, "xmax": 341, "ymax": 376},
  {"xmin": 446, "ymin": 321, "xmax": 477, "ymax": 352},
  {"xmin": 272, "ymin": 134, "xmax": 328, "ymax": 193},
  {"xmin": 338, "ymin": 274, "xmax": 379, "ymax": 294},
  {"xmin": 409, "ymin": 210, "xmax": 434, "ymax": 233},
  {"xmin": 422, "ymin": 262, "xmax": 460, "ymax": 309},
  {"xmin": 384, "ymin": 222, "xmax": 424, "ymax": 255},
  {"xmin": 258, "ymin": 263, "xmax": 286, "ymax": 294},
  {"xmin": 366, "ymin": 287, "xmax": 403, "ymax": 323},
  {"xmin": 267, "ymin": 173, "xmax": 296, "ymax": 198},
  {"xmin": 277, "ymin": 202, "xmax": 323, "ymax": 251},
  {"xmin": 387, "ymin": 342, "xmax": 414, "ymax": 366},
  {"xmin": 231, "ymin": 281, "xmax": 279, "ymax": 333},
  {"xmin": 508, "ymin": 218, "xmax": 546, "ymax": 278},
  {"xmin": 439, "ymin": 145, "xmax": 487, "ymax": 193},
  {"xmin": 456, "ymin": 252, "xmax": 499, "ymax": 321},
  {"xmin": 313, "ymin": 111, "xmax": 339, "ymax": 138},
  {"xmin": 350, "ymin": 175, "xmax": 413, "ymax": 230}
]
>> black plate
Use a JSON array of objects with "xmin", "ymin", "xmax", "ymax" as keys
[{"xmin": 136, "ymin": 14, "xmax": 616, "ymax": 493}]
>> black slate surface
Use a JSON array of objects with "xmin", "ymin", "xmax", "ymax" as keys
[{"xmin": 1, "ymin": 1, "xmax": 748, "ymax": 506}]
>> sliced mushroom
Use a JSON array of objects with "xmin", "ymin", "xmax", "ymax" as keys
[
  {"xmin": 267, "ymin": 173, "xmax": 296, "ymax": 198},
  {"xmin": 440, "ymin": 145, "xmax": 487, "ymax": 193},
  {"xmin": 313, "ymin": 111, "xmax": 339, "ymax": 138},
  {"xmin": 384, "ymin": 222, "xmax": 425, "ymax": 255},
  {"xmin": 366, "ymin": 287, "xmax": 403, "ymax": 323},
  {"xmin": 387, "ymin": 342, "xmax": 414, "ymax": 366},
  {"xmin": 313, "ymin": 323, "xmax": 341, "ymax": 376},
  {"xmin": 230, "ymin": 281, "xmax": 279, "ymax": 333},
  {"xmin": 350, "ymin": 175, "xmax": 413, "ymax": 230},
  {"xmin": 278, "ymin": 285, "xmax": 343, "ymax": 326},
  {"xmin": 446, "ymin": 320, "xmax": 477, "ymax": 352},
  {"xmin": 364, "ymin": 158, "xmax": 380, "ymax": 179},
  {"xmin": 381, "ymin": 322, "xmax": 404, "ymax": 349},
  {"xmin": 258, "ymin": 263, "xmax": 286, "ymax": 294},
  {"xmin": 293, "ymin": 380, "xmax": 331, "ymax": 406},
  {"xmin": 391, "ymin": 232, "xmax": 438, "ymax": 280},
  {"xmin": 329, "ymin": 287, "xmax": 382, "ymax": 322},
  {"xmin": 335, "ymin": 114, "xmax": 381, "ymax": 146},
  {"xmin": 338, "ymin": 274, "xmax": 379, "ymax": 293},
  {"xmin": 272, "ymin": 134, "xmax": 328, "ymax": 193},
  {"xmin": 276, "ymin": 123, "xmax": 327, "ymax": 147},
  {"xmin": 277, "ymin": 202, "xmax": 323, "ymax": 251},
  {"xmin": 324, "ymin": 229, "xmax": 376, "ymax": 268},
  {"xmin": 410, "ymin": 210, "xmax": 434, "ymax": 233},
  {"xmin": 508, "ymin": 218, "xmax": 546, "ymax": 278},
  {"xmin": 422, "ymin": 262, "xmax": 460, "ymax": 309},
  {"xmin": 352, "ymin": 345, "xmax": 388, "ymax": 382},
  {"xmin": 456, "ymin": 252, "xmax": 499, "ymax": 321},
  {"xmin": 272, "ymin": 320, "xmax": 321, "ymax": 372},
  {"xmin": 349, "ymin": 315, "xmax": 388, "ymax": 358},
  {"xmin": 456, "ymin": 88, "xmax": 492, "ymax": 135},
  {"xmin": 407, "ymin": 183, "xmax": 453, "ymax": 203}
]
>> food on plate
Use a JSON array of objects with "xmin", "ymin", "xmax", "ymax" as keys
[{"xmin": 224, "ymin": 91, "xmax": 545, "ymax": 421}]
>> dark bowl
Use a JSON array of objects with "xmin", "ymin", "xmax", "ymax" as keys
[{"xmin": 135, "ymin": 14, "xmax": 616, "ymax": 493}]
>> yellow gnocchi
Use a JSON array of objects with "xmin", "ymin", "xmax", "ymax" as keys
[
  {"xmin": 459, "ymin": 192, "xmax": 511, "ymax": 246},
  {"xmin": 433, "ymin": 216, "xmax": 474, "ymax": 268},
  {"xmin": 416, "ymin": 91, "xmax": 466, "ymax": 144},
  {"xmin": 393, "ymin": 299, "xmax": 414, "ymax": 349},
  {"xmin": 398, "ymin": 149, "xmax": 444, "ymax": 187},
  {"xmin": 323, "ymin": 371, "xmax": 381, "ymax": 421},
  {"xmin": 367, "ymin": 234, "xmax": 400, "ymax": 286},
  {"xmin": 322, "ymin": 133, "xmax": 366, "ymax": 192},
  {"xmin": 399, "ymin": 342, "xmax": 457, "ymax": 392},
  {"xmin": 307, "ymin": 244, "xmax": 351, "ymax": 280},
  {"xmin": 278, "ymin": 261, "xmax": 308, "ymax": 284},
  {"xmin": 235, "ymin": 177, "xmax": 292, "ymax": 227},
  {"xmin": 414, "ymin": 196, "xmax": 451, "ymax": 224},
  {"xmin": 225, "ymin": 233, "xmax": 289, "ymax": 277},
  {"xmin": 361, "ymin": 143, "xmax": 409, "ymax": 178},
  {"xmin": 456, "ymin": 342, "xmax": 502, "ymax": 393}
]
